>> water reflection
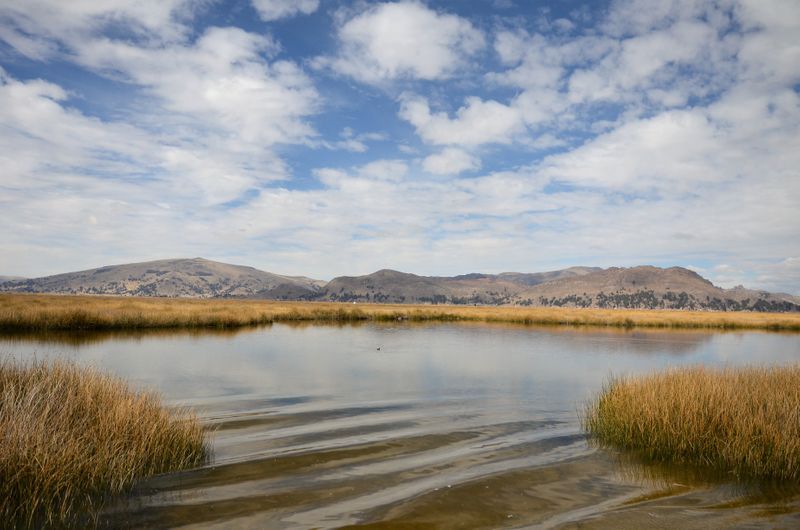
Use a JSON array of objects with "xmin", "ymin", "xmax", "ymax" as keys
[
  {"xmin": 1, "ymin": 323, "xmax": 799, "ymax": 528},
  {"xmin": 0, "ymin": 326, "xmax": 255, "ymax": 347}
]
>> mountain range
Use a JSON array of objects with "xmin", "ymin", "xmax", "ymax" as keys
[{"xmin": 2, "ymin": 258, "xmax": 798, "ymax": 312}]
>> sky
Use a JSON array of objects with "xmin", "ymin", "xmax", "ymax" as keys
[{"xmin": 0, "ymin": 0, "xmax": 798, "ymax": 293}]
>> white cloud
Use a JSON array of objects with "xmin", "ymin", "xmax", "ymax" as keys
[
  {"xmin": 0, "ymin": 70, "xmax": 160, "ymax": 188},
  {"xmin": 0, "ymin": 73, "xmax": 190, "ymax": 269},
  {"xmin": 399, "ymin": 94, "xmax": 525, "ymax": 146},
  {"xmin": 314, "ymin": 159, "xmax": 409, "ymax": 188},
  {"xmin": 422, "ymin": 148, "xmax": 481, "ymax": 175},
  {"xmin": 316, "ymin": 1, "xmax": 484, "ymax": 83},
  {"xmin": 357, "ymin": 159, "xmax": 409, "ymax": 181},
  {"xmin": 492, "ymin": 31, "xmax": 574, "ymax": 87},
  {"xmin": 567, "ymin": 20, "xmax": 732, "ymax": 105},
  {"xmin": 510, "ymin": 89, "xmax": 568, "ymax": 128},
  {"xmin": 542, "ymin": 81, "xmax": 800, "ymax": 195},
  {"xmin": 317, "ymin": 128, "xmax": 387, "ymax": 153},
  {"xmin": 601, "ymin": 0, "xmax": 721, "ymax": 36},
  {"xmin": 753, "ymin": 258, "xmax": 800, "ymax": 294},
  {"xmin": 75, "ymin": 27, "xmax": 319, "ymax": 146},
  {"xmin": 0, "ymin": 2, "xmax": 321, "ymax": 150},
  {"xmin": 0, "ymin": 3, "xmax": 322, "ymax": 206},
  {"xmin": 251, "ymin": 0, "xmax": 319, "ymax": 21},
  {"xmin": 541, "ymin": 109, "xmax": 725, "ymax": 191},
  {"xmin": 486, "ymin": 1, "xmax": 747, "ymax": 136},
  {"xmin": 735, "ymin": 1, "xmax": 800, "ymax": 88},
  {"xmin": 0, "ymin": 0, "xmax": 191, "ymax": 58},
  {"xmin": 0, "ymin": 66, "xmax": 296, "ymax": 210}
]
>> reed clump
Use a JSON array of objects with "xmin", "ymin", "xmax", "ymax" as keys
[
  {"xmin": 583, "ymin": 365, "xmax": 800, "ymax": 480},
  {"xmin": 0, "ymin": 359, "xmax": 209, "ymax": 527}
]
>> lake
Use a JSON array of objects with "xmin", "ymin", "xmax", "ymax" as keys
[{"xmin": 2, "ymin": 323, "xmax": 799, "ymax": 528}]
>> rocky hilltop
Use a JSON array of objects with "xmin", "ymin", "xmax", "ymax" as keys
[
  {"xmin": 510, "ymin": 266, "xmax": 800, "ymax": 312},
  {"xmin": 2, "ymin": 259, "xmax": 798, "ymax": 311},
  {"xmin": 0, "ymin": 258, "xmax": 323, "ymax": 299}
]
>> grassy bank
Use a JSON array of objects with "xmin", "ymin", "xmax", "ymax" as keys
[
  {"xmin": 583, "ymin": 365, "xmax": 800, "ymax": 480},
  {"xmin": 0, "ymin": 359, "xmax": 208, "ymax": 527},
  {"xmin": 1, "ymin": 293, "xmax": 799, "ymax": 331}
]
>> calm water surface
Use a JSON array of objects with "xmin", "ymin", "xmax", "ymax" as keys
[{"xmin": 3, "ymin": 323, "xmax": 800, "ymax": 529}]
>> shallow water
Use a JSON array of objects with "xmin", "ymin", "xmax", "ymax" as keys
[{"xmin": 3, "ymin": 323, "xmax": 800, "ymax": 528}]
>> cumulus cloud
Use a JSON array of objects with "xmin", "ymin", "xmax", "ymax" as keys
[
  {"xmin": 0, "ymin": 2, "xmax": 321, "ymax": 148},
  {"xmin": 540, "ymin": 109, "xmax": 728, "ymax": 191},
  {"xmin": 0, "ymin": 70, "xmax": 160, "ymax": 188},
  {"xmin": 0, "ymin": 70, "xmax": 196, "ymax": 269},
  {"xmin": 315, "ymin": 1, "xmax": 484, "ymax": 83},
  {"xmin": 422, "ymin": 148, "xmax": 481, "ymax": 175},
  {"xmin": 0, "ymin": 64, "xmax": 295, "ymax": 216},
  {"xmin": 75, "ymin": 27, "xmax": 320, "ymax": 146},
  {"xmin": 251, "ymin": 0, "xmax": 319, "ymax": 21},
  {"xmin": 566, "ymin": 20, "xmax": 733, "ymax": 106},
  {"xmin": 0, "ymin": 1, "xmax": 322, "ymax": 206},
  {"xmin": 399, "ymin": 94, "xmax": 525, "ymax": 146},
  {"xmin": 357, "ymin": 159, "xmax": 409, "ymax": 181},
  {"xmin": 0, "ymin": 0, "xmax": 191, "ymax": 58},
  {"xmin": 485, "ymin": 1, "xmax": 745, "ymax": 136}
]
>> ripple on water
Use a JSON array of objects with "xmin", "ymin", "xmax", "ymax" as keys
[{"xmin": 101, "ymin": 394, "xmax": 588, "ymax": 527}]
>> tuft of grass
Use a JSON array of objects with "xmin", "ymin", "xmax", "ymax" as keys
[
  {"xmin": 1, "ymin": 293, "xmax": 799, "ymax": 332},
  {"xmin": 0, "ymin": 358, "xmax": 209, "ymax": 527},
  {"xmin": 583, "ymin": 365, "xmax": 800, "ymax": 480}
]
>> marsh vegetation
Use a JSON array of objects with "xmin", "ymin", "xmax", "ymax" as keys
[
  {"xmin": 584, "ymin": 365, "xmax": 800, "ymax": 480},
  {"xmin": 0, "ymin": 359, "xmax": 208, "ymax": 527},
  {"xmin": 2, "ymin": 293, "xmax": 799, "ymax": 332}
]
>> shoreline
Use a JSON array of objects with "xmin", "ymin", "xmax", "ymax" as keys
[{"xmin": 2, "ymin": 293, "xmax": 799, "ymax": 332}]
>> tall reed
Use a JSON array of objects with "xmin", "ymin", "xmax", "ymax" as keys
[
  {"xmin": 583, "ymin": 365, "xmax": 800, "ymax": 480},
  {"xmin": 0, "ymin": 359, "xmax": 208, "ymax": 527}
]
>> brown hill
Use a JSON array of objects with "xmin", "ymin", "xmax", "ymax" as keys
[
  {"xmin": 0, "ymin": 258, "xmax": 323, "ymax": 299},
  {"xmin": 512, "ymin": 266, "xmax": 800, "ymax": 311},
  {"xmin": 320, "ymin": 269, "xmax": 524, "ymax": 304},
  {"xmin": 317, "ymin": 266, "xmax": 799, "ymax": 312}
]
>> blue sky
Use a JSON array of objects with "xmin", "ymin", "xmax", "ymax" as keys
[{"xmin": 0, "ymin": 0, "xmax": 798, "ymax": 293}]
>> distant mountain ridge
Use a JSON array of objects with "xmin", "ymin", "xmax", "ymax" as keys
[
  {"xmin": 314, "ymin": 266, "xmax": 799, "ymax": 312},
  {"xmin": 0, "ymin": 258, "xmax": 323, "ymax": 299},
  {"xmin": 509, "ymin": 266, "xmax": 800, "ymax": 312},
  {"xmin": 2, "ymin": 259, "xmax": 798, "ymax": 312},
  {"xmin": 318, "ymin": 267, "xmax": 601, "ymax": 305}
]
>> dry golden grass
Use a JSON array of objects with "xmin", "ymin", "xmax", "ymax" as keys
[
  {"xmin": 583, "ymin": 365, "xmax": 800, "ymax": 480},
  {"xmin": 0, "ymin": 358, "xmax": 208, "ymax": 527},
  {"xmin": 1, "ymin": 293, "xmax": 799, "ymax": 331}
]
